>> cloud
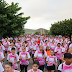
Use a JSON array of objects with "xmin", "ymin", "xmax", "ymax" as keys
[{"xmin": 5, "ymin": 0, "xmax": 72, "ymax": 30}]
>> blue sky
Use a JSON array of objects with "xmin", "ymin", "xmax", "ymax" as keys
[{"xmin": 5, "ymin": 0, "xmax": 72, "ymax": 30}]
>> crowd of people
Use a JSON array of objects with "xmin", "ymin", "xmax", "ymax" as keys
[{"xmin": 0, "ymin": 34, "xmax": 72, "ymax": 72}]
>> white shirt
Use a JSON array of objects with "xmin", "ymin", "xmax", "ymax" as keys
[
  {"xmin": 8, "ymin": 46, "xmax": 17, "ymax": 54},
  {"xmin": 3, "ymin": 41, "xmax": 10, "ymax": 46},
  {"xmin": 0, "ymin": 45, "xmax": 5, "ymax": 53},
  {"xmin": 0, "ymin": 52, "xmax": 4, "ymax": 64},
  {"xmin": 34, "ymin": 50, "xmax": 47, "ymax": 58},
  {"xmin": 62, "ymin": 47, "xmax": 66, "ymax": 53},
  {"xmin": 7, "ymin": 53, "xmax": 19, "ymax": 62},
  {"xmin": 0, "ymin": 62, "xmax": 4, "ymax": 72},
  {"xmin": 31, "ymin": 45, "xmax": 36, "ymax": 54},
  {"xmin": 69, "ymin": 44, "xmax": 72, "ymax": 48},
  {"xmin": 58, "ymin": 62, "xmax": 72, "ymax": 72},
  {"xmin": 19, "ymin": 52, "xmax": 30, "ymax": 65},
  {"xmin": 54, "ymin": 46, "xmax": 62, "ymax": 53},
  {"xmin": 46, "ymin": 55, "xmax": 57, "ymax": 66}
]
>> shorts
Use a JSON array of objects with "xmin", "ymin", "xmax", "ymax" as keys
[
  {"xmin": 47, "ymin": 64, "xmax": 55, "ymax": 70},
  {"xmin": 32, "ymin": 54, "xmax": 34, "ymax": 58}
]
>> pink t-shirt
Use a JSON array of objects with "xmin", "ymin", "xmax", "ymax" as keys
[
  {"xmin": 28, "ymin": 69, "xmax": 42, "ymax": 72},
  {"xmin": 43, "ymin": 44, "xmax": 49, "ymax": 50},
  {"xmin": 34, "ymin": 50, "xmax": 47, "ymax": 66},
  {"xmin": 19, "ymin": 52, "xmax": 30, "ymax": 65},
  {"xmin": 46, "ymin": 55, "xmax": 57, "ymax": 66},
  {"xmin": 58, "ymin": 62, "xmax": 72, "ymax": 72},
  {"xmin": 54, "ymin": 47, "xmax": 62, "ymax": 59},
  {"xmin": 0, "ymin": 45, "xmax": 5, "ymax": 53},
  {"xmin": 7, "ymin": 53, "xmax": 19, "ymax": 69},
  {"xmin": 3, "ymin": 41, "xmax": 10, "ymax": 51},
  {"xmin": 50, "ymin": 44, "xmax": 56, "ymax": 51}
]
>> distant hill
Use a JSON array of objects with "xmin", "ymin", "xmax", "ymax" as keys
[
  {"xmin": 25, "ymin": 28, "xmax": 48, "ymax": 34},
  {"xmin": 25, "ymin": 28, "xmax": 36, "ymax": 34}
]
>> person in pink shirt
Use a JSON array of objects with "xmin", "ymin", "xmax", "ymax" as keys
[
  {"xmin": 58, "ymin": 38, "xmax": 62, "ymax": 45},
  {"xmin": 0, "ymin": 51, "xmax": 5, "ymax": 65},
  {"xmin": 36, "ymin": 44, "xmax": 40, "ymax": 50},
  {"xmin": 50, "ymin": 40, "xmax": 56, "ymax": 51},
  {"xmin": 54, "ymin": 43, "xmax": 62, "ymax": 64},
  {"xmin": 34, "ymin": 46, "xmax": 47, "ymax": 71},
  {"xmin": 3, "ymin": 37, "xmax": 10, "ymax": 53},
  {"xmin": 15, "ymin": 40, "xmax": 21, "ymax": 55},
  {"xmin": 46, "ymin": 50, "xmax": 58, "ymax": 72},
  {"xmin": 28, "ymin": 61, "xmax": 42, "ymax": 72},
  {"xmin": 7, "ymin": 48, "xmax": 19, "ymax": 70},
  {"xmin": 31, "ymin": 41, "xmax": 36, "ymax": 62},
  {"xmin": 5, "ymin": 62, "xmax": 20, "ymax": 72},
  {"xmin": 58, "ymin": 53, "xmax": 72, "ymax": 72},
  {"xmin": 62, "ymin": 43, "xmax": 67, "ymax": 56},
  {"xmin": 43, "ymin": 40, "xmax": 49, "ymax": 50},
  {"xmin": 14, "ymin": 36, "xmax": 18, "ymax": 43},
  {"xmin": 2, "ymin": 37, "xmax": 5, "ymax": 44},
  {"xmin": 0, "ymin": 41, "xmax": 5, "ymax": 56},
  {"xmin": 8, "ymin": 42, "xmax": 17, "ymax": 54},
  {"xmin": 20, "ymin": 42, "xmax": 30, "ymax": 53},
  {"xmin": 19, "ymin": 47, "xmax": 30, "ymax": 72},
  {"xmin": 61, "ymin": 48, "xmax": 72, "ymax": 62}
]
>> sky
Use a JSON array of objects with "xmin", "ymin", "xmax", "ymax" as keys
[{"xmin": 5, "ymin": 0, "xmax": 72, "ymax": 30}]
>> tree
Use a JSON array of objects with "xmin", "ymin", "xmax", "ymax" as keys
[
  {"xmin": 45, "ymin": 30, "xmax": 49, "ymax": 35},
  {"xmin": 50, "ymin": 19, "xmax": 72, "ymax": 36},
  {"xmin": 34, "ymin": 32, "xmax": 40, "ymax": 35},
  {"xmin": 0, "ymin": 0, "xmax": 30, "ymax": 37}
]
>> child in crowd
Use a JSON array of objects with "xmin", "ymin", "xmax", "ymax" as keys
[
  {"xmin": 7, "ymin": 48, "xmax": 19, "ymax": 70},
  {"xmin": 19, "ymin": 47, "xmax": 30, "ymax": 72},
  {"xmin": 28, "ymin": 61, "xmax": 42, "ymax": 72},
  {"xmin": 46, "ymin": 50, "xmax": 58, "ymax": 72}
]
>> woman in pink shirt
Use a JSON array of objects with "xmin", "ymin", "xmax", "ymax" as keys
[
  {"xmin": 34, "ymin": 46, "xmax": 47, "ymax": 71},
  {"xmin": 19, "ymin": 47, "xmax": 30, "ymax": 72}
]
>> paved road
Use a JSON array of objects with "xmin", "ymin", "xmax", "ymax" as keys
[{"xmin": 3, "ymin": 53, "xmax": 47, "ymax": 72}]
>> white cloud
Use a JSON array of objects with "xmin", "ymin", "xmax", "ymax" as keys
[{"xmin": 5, "ymin": 0, "xmax": 72, "ymax": 30}]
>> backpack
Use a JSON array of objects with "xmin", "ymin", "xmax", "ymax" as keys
[{"xmin": 54, "ymin": 64, "xmax": 63, "ymax": 72}]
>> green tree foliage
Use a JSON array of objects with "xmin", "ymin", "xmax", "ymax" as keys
[
  {"xmin": 50, "ymin": 19, "xmax": 72, "ymax": 36},
  {"xmin": 0, "ymin": 0, "xmax": 30, "ymax": 37},
  {"xmin": 45, "ymin": 30, "xmax": 49, "ymax": 35},
  {"xmin": 34, "ymin": 32, "xmax": 40, "ymax": 35}
]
